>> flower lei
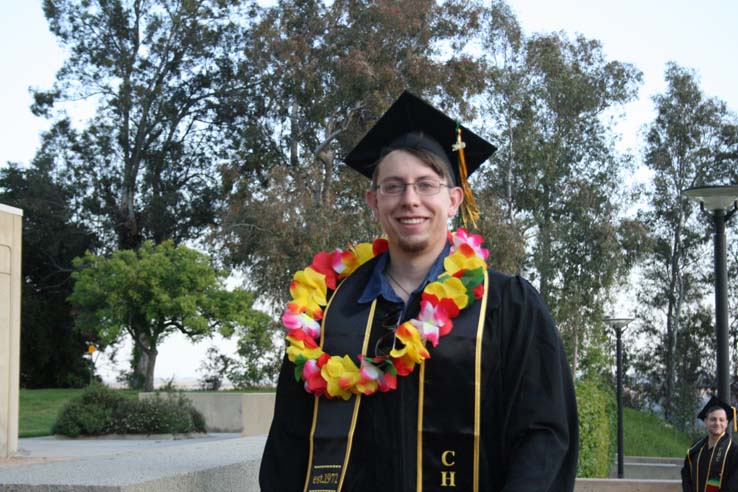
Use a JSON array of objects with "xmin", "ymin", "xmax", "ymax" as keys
[{"xmin": 283, "ymin": 229, "xmax": 488, "ymax": 400}]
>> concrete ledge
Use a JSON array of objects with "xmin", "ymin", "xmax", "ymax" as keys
[
  {"xmin": 0, "ymin": 436, "xmax": 266, "ymax": 492},
  {"xmin": 575, "ymin": 478, "xmax": 681, "ymax": 491},
  {"xmin": 624, "ymin": 456, "xmax": 682, "ymax": 465},
  {"xmin": 608, "ymin": 456, "xmax": 683, "ymax": 480},
  {"xmin": 139, "ymin": 392, "xmax": 275, "ymax": 435},
  {"xmin": 2, "ymin": 437, "xmax": 683, "ymax": 492}
]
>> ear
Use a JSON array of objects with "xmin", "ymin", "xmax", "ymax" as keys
[
  {"xmin": 366, "ymin": 189, "xmax": 379, "ymax": 218},
  {"xmin": 447, "ymin": 186, "xmax": 464, "ymax": 217}
]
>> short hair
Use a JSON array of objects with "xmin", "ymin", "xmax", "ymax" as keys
[
  {"xmin": 371, "ymin": 147, "xmax": 455, "ymax": 188},
  {"xmin": 704, "ymin": 406, "xmax": 728, "ymax": 419}
]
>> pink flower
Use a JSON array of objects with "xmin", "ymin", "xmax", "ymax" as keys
[
  {"xmin": 450, "ymin": 228, "xmax": 489, "ymax": 260},
  {"xmin": 282, "ymin": 310, "xmax": 321, "ymax": 339},
  {"xmin": 358, "ymin": 355, "xmax": 396, "ymax": 393},
  {"xmin": 330, "ymin": 249, "xmax": 353, "ymax": 275},
  {"xmin": 410, "ymin": 300, "xmax": 452, "ymax": 346}
]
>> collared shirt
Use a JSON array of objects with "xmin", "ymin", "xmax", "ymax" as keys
[{"xmin": 357, "ymin": 241, "xmax": 451, "ymax": 307}]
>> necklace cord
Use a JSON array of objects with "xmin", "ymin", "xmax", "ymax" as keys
[{"xmin": 386, "ymin": 269, "xmax": 414, "ymax": 298}]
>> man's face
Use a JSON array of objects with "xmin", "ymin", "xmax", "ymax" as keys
[
  {"xmin": 704, "ymin": 409, "xmax": 728, "ymax": 438},
  {"xmin": 366, "ymin": 150, "xmax": 462, "ymax": 257}
]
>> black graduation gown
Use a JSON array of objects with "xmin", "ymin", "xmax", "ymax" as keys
[
  {"xmin": 682, "ymin": 433, "xmax": 738, "ymax": 492},
  {"xmin": 260, "ymin": 267, "xmax": 579, "ymax": 492}
]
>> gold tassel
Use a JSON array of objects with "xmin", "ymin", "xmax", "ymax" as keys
[
  {"xmin": 452, "ymin": 124, "xmax": 480, "ymax": 229},
  {"xmin": 734, "ymin": 407, "xmax": 736, "ymax": 432}
]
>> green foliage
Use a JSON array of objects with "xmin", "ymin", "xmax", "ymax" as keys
[
  {"xmin": 220, "ymin": 0, "xmax": 489, "ymax": 306},
  {"xmin": 69, "ymin": 240, "xmax": 267, "ymax": 391},
  {"xmin": 479, "ymin": 10, "xmax": 646, "ymax": 376},
  {"xmin": 576, "ymin": 378, "xmax": 616, "ymax": 478},
  {"xmin": 52, "ymin": 385, "xmax": 205, "ymax": 437},
  {"xmin": 53, "ymin": 384, "xmax": 126, "ymax": 437},
  {"xmin": 110, "ymin": 394, "xmax": 206, "ymax": 435},
  {"xmin": 633, "ymin": 62, "xmax": 738, "ymax": 424},
  {"xmin": 20, "ymin": 388, "xmax": 126, "ymax": 437},
  {"xmin": 37, "ymin": 0, "xmax": 262, "ymax": 250},
  {"xmin": 228, "ymin": 320, "xmax": 282, "ymax": 388},
  {"xmin": 0, "ymin": 160, "xmax": 98, "ymax": 388},
  {"xmin": 623, "ymin": 408, "xmax": 692, "ymax": 458}
]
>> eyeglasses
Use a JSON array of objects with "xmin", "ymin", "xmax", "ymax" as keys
[
  {"xmin": 374, "ymin": 179, "xmax": 451, "ymax": 196},
  {"xmin": 374, "ymin": 306, "xmax": 405, "ymax": 358}
]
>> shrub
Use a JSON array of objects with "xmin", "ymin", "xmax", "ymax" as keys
[
  {"xmin": 110, "ymin": 394, "xmax": 206, "ymax": 434},
  {"xmin": 53, "ymin": 384, "xmax": 206, "ymax": 437},
  {"xmin": 53, "ymin": 384, "xmax": 125, "ymax": 437},
  {"xmin": 576, "ymin": 378, "xmax": 616, "ymax": 477}
]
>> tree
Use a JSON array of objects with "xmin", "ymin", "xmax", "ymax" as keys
[
  {"xmin": 635, "ymin": 62, "xmax": 738, "ymax": 423},
  {"xmin": 0, "ymin": 158, "xmax": 99, "ymax": 388},
  {"xmin": 35, "ymin": 0, "xmax": 263, "ymax": 250},
  {"xmin": 480, "ymin": 18, "xmax": 644, "ymax": 374},
  {"xmin": 219, "ymin": 0, "xmax": 490, "ymax": 305},
  {"xmin": 69, "ymin": 240, "xmax": 267, "ymax": 391}
]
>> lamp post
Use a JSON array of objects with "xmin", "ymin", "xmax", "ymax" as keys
[
  {"xmin": 682, "ymin": 185, "xmax": 738, "ymax": 405},
  {"xmin": 604, "ymin": 316, "xmax": 635, "ymax": 479}
]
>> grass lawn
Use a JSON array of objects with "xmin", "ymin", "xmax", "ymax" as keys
[
  {"xmin": 624, "ymin": 407, "xmax": 692, "ymax": 457},
  {"xmin": 19, "ymin": 388, "xmax": 138, "ymax": 438}
]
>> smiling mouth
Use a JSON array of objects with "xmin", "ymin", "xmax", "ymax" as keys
[{"xmin": 397, "ymin": 218, "xmax": 426, "ymax": 225}]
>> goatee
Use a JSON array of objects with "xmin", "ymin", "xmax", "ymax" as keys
[{"xmin": 398, "ymin": 237, "xmax": 428, "ymax": 254}]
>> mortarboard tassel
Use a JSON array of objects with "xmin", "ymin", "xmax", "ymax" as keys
[
  {"xmin": 734, "ymin": 407, "xmax": 737, "ymax": 432},
  {"xmin": 453, "ymin": 124, "xmax": 480, "ymax": 229}
]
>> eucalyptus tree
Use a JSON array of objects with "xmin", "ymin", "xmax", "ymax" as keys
[
  {"xmin": 35, "ymin": 0, "xmax": 268, "ymax": 386},
  {"xmin": 480, "ymin": 11, "xmax": 644, "ymax": 374},
  {"xmin": 35, "ymin": 0, "xmax": 263, "ymax": 250},
  {"xmin": 635, "ymin": 62, "xmax": 738, "ymax": 422},
  {"xmin": 220, "ymin": 0, "xmax": 490, "ymax": 305}
]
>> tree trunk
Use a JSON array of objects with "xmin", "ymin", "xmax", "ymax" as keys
[{"xmin": 143, "ymin": 347, "xmax": 158, "ymax": 392}]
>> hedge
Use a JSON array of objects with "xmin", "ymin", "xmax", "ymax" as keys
[{"xmin": 576, "ymin": 378, "xmax": 616, "ymax": 477}]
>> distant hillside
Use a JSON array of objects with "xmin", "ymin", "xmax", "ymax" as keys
[{"xmin": 624, "ymin": 407, "xmax": 693, "ymax": 457}]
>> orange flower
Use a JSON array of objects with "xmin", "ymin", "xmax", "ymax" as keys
[{"xmin": 391, "ymin": 322, "xmax": 430, "ymax": 366}]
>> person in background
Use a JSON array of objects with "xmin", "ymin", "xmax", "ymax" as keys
[
  {"xmin": 682, "ymin": 396, "xmax": 738, "ymax": 492},
  {"xmin": 259, "ymin": 91, "xmax": 578, "ymax": 491}
]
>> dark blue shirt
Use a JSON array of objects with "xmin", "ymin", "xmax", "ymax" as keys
[{"xmin": 357, "ymin": 241, "xmax": 451, "ymax": 308}]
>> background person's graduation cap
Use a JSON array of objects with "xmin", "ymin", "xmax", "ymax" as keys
[
  {"xmin": 343, "ymin": 90, "xmax": 496, "ymax": 228},
  {"xmin": 699, "ymin": 395, "xmax": 737, "ymax": 431}
]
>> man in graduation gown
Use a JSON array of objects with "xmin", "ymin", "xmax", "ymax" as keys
[
  {"xmin": 259, "ymin": 91, "xmax": 579, "ymax": 491},
  {"xmin": 682, "ymin": 396, "xmax": 738, "ymax": 492}
]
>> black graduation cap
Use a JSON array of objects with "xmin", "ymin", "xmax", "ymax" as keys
[
  {"xmin": 699, "ymin": 396, "xmax": 737, "ymax": 430},
  {"xmin": 343, "ymin": 91, "xmax": 496, "ymax": 185},
  {"xmin": 343, "ymin": 91, "xmax": 496, "ymax": 228}
]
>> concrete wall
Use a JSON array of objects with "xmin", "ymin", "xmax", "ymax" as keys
[
  {"xmin": 0, "ymin": 204, "xmax": 22, "ymax": 459},
  {"xmin": 139, "ymin": 392, "xmax": 275, "ymax": 435}
]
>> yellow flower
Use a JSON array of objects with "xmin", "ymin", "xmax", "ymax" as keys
[
  {"xmin": 444, "ymin": 251, "xmax": 485, "ymax": 276},
  {"xmin": 342, "ymin": 242, "xmax": 375, "ymax": 276},
  {"xmin": 289, "ymin": 267, "xmax": 327, "ymax": 317},
  {"xmin": 322, "ymin": 355, "xmax": 360, "ymax": 400},
  {"xmin": 424, "ymin": 276, "xmax": 468, "ymax": 310},
  {"xmin": 285, "ymin": 336, "xmax": 324, "ymax": 363},
  {"xmin": 391, "ymin": 322, "xmax": 430, "ymax": 365}
]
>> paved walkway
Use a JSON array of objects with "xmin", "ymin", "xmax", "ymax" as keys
[{"xmin": 1, "ymin": 432, "xmax": 241, "ymax": 468}]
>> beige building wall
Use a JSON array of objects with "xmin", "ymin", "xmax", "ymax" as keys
[{"xmin": 0, "ymin": 203, "xmax": 22, "ymax": 459}]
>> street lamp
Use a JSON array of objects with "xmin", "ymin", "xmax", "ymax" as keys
[
  {"xmin": 604, "ymin": 316, "xmax": 635, "ymax": 479},
  {"xmin": 682, "ymin": 185, "xmax": 738, "ymax": 405}
]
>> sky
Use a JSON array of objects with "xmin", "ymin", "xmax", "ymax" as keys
[{"xmin": 1, "ymin": 1, "xmax": 737, "ymax": 386}]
